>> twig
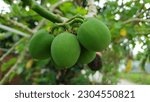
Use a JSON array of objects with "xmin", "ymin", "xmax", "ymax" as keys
[
  {"xmin": 8, "ymin": 19, "xmax": 34, "ymax": 34},
  {"xmin": 123, "ymin": 18, "xmax": 150, "ymax": 24},
  {"xmin": 0, "ymin": 24, "xmax": 30, "ymax": 37},
  {"xmin": 0, "ymin": 38, "xmax": 25, "ymax": 62},
  {"xmin": 0, "ymin": 46, "xmax": 27, "ymax": 84}
]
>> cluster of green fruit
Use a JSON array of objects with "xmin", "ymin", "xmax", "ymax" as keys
[{"xmin": 29, "ymin": 18, "xmax": 111, "ymax": 69}]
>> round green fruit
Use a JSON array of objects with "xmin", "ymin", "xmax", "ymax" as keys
[
  {"xmin": 29, "ymin": 29, "xmax": 54, "ymax": 59},
  {"xmin": 51, "ymin": 32, "xmax": 80, "ymax": 68},
  {"xmin": 78, "ymin": 48, "xmax": 96, "ymax": 64},
  {"xmin": 77, "ymin": 18, "xmax": 111, "ymax": 51}
]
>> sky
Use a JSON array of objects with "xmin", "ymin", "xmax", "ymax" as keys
[
  {"xmin": 0, "ymin": 0, "xmax": 10, "ymax": 14},
  {"xmin": 0, "ymin": 0, "xmax": 149, "ymax": 56}
]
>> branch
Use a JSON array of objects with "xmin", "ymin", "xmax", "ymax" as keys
[
  {"xmin": 0, "ymin": 16, "xmax": 34, "ymax": 34},
  {"xmin": 0, "ymin": 46, "xmax": 27, "ymax": 84},
  {"xmin": 85, "ymin": 0, "xmax": 97, "ymax": 18},
  {"xmin": 123, "ymin": 18, "xmax": 150, "ymax": 24},
  {"xmin": 8, "ymin": 19, "xmax": 34, "ymax": 34},
  {"xmin": 32, "ymin": 0, "xmax": 71, "ymax": 32},
  {"xmin": 0, "ymin": 48, "xmax": 8, "ymax": 52},
  {"xmin": 0, "ymin": 24, "xmax": 30, "ymax": 37},
  {"xmin": 0, "ymin": 38, "xmax": 25, "ymax": 62},
  {"xmin": 30, "ymin": 0, "xmax": 64, "ymax": 23}
]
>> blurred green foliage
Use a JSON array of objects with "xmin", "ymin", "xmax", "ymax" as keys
[{"xmin": 120, "ymin": 72, "xmax": 150, "ymax": 85}]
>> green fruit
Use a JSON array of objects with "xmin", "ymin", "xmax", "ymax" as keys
[
  {"xmin": 78, "ymin": 48, "xmax": 96, "ymax": 64},
  {"xmin": 77, "ymin": 17, "xmax": 111, "ymax": 51},
  {"xmin": 51, "ymin": 32, "xmax": 80, "ymax": 68},
  {"xmin": 29, "ymin": 29, "xmax": 54, "ymax": 59}
]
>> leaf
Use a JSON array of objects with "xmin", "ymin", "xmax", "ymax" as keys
[
  {"xmin": 47, "ymin": 0, "xmax": 58, "ymax": 4},
  {"xmin": 75, "ymin": 7, "xmax": 87, "ymax": 15},
  {"xmin": 15, "ymin": 40, "xmax": 25, "ymax": 53},
  {"xmin": 0, "ymin": 33, "xmax": 5, "ymax": 40},
  {"xmin": 1, "ymin": 58, "xmax": 17, "ymax": 72},
  {"xmin": 59, "ymin": 2, "xmax": 76, "ymax": 17},
  {"xmin": 8, "ymin": 71, "xmax": 16, "ymax": 82},
  {"xmin": 3, "ymin": 0, "xmax": 13, "ymax": 4},
  {"xmin": 128, "ymin": 6, "xmax": 138, "ymax": 17},
  {"xmin": 11, "ymin": 4, "xmax": 22, "ymax": 16},
  {"xmin": 35, "ymin": 59, "xmax": 50, "ymax": 68},
  {"xmin": 145, "ymin": 0, "xmax": 150, "ymax": 3},
  {"xmin": 70, "ymin": 74, "xmax": 90, "ymax": 85},
  {"xmin": 47, "ymin": 71, "xmax": 56, "ymax": 84},
  {"xmin": 16, "ymin": 63, "xmax": 25, "ymax": 74}
]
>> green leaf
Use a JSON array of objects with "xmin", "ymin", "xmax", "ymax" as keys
[
  {"xmin": 59, "ymin": 2, "xmax": 76, "ymax": 17},
  {"xmin": 75, "ymin": 7, "xmax": 87, "ymax": 15},
  {"xmin": 70, "ymin": 74, "xmax": 90, "ymax": 85},
  {"xmin": 3, "ymin": 0, "xmax": 13, "ymax": 4},
  {"xmin": 1, "ymin": 58, "xmax": 17, "ymax": 72},
  {"xmin": 11, "ymin": 4, "xmax": 22, "ymax": 16},
  {"xmin": 47, "ymin": 0, "xmax": 58, "ymax": 4},
  {"xmin": 16, "ymin": 63, "xmax": 25, "ymax": 74},
  {"xmin": 35, "ymin": 59, "xmax": 50, "ymax": 68},
  {"xmin": 8, "ymin": 71, "xmax": 16, "ymax": 82}
]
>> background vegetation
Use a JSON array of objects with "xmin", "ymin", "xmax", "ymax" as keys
[{"xmin": 0, "ymin": 0, "xmax": 150, "ymax": 85}]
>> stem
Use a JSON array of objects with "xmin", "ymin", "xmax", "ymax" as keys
[
  {"xmin": 50, "ymin": 16, "xmax": 84, "ymax": 34},
  {"xmin": 0, "ymin": 38, "xmax": 25, "ymax": 62},
  {"xmin": 0, "ymin": 24, "xmax": 30, "ymax": 37},
  {"xmin": 0, "ymin": 16, "xmax": 34, "ymax": 34},
  {"xmin": 123, "ymin": 18, "xmax": 150, "ymax": 24},
  {"xmin": 50, "ymin": 24, "xmax": 67, "ymax": 36},
  {"xmin": 31, "ymin": 0, "xmax": 63, "ymax": 23}
]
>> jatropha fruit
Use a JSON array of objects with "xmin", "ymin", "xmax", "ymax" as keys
[
  {"xmin": 29, "ymin": 29, "xmax": 54, "ymax": 59},
  {"xmin": 51, "ymin": 32, "xmax": 80, "ymax": 68},
  {"xmin": 77, "ymin": 48, "xmax": 96, "ymax": 64},
  {"xmin": 77, "ymin": 17, "xmax": 111, "ymax": 51},
  {"xmin": 29, "ymin": 17, "xmax": 111, "ymax": 70}
]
